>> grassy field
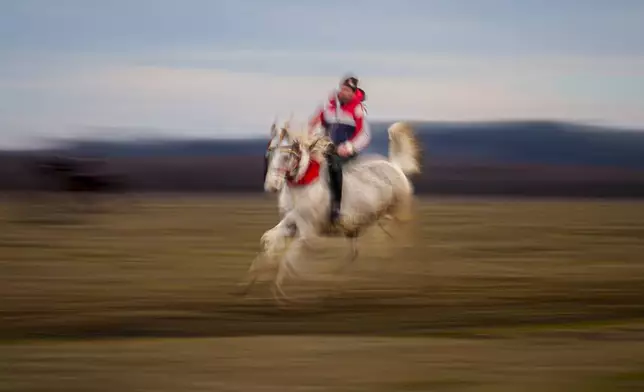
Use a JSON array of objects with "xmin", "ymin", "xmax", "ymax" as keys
[{"xmin": 2, "ymin": 194, "xmax": 644, "ymax": 391}]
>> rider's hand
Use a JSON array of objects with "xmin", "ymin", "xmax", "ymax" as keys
[{"xmin": 337, "ymin": 143, "xmax": 354, "ymax": 157}]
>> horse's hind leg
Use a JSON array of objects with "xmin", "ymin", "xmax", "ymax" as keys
[
  {"xmin": 332, "ymin": 234, "xmax": 359, "ymax": 275},
  {"xmin": 377, "ymin": 219, "xmax": 395, "ymax": 239},
  {"xmin": 391, "ymin": 191, "xmax": 414, "ymax": 223},
  {"xmin": 349, "ymin": 236, "xmax": 359, "ymax": 261}
]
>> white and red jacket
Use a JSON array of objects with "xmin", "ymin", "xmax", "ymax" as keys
[{"xmin": 308, "ymin": 89, "xmax": 371, "ymax": 154}]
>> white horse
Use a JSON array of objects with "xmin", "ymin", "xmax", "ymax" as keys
[
  {"xmin": 264, "ymin": 120, "xmax": 398, "ymax": 225},
  {"xmin": 244, "ymin": 121, "xmax": 422, "ymax": 301},
  {"xmin": 264, "ymin": 120, "xmax": 296, "ymax": 219}
]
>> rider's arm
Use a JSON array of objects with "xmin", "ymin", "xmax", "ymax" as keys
[
  {"xmin": 308, "ymin": 106, "xmax": 325, "ymax": 137},
  {"xmin": 346, "ymin": 104, "xmax": 371, "ymax": 152}
]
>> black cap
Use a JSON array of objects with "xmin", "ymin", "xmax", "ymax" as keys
[{"xmin": 341, "ymin": 75, "xmax": 359, "ymax": 92}]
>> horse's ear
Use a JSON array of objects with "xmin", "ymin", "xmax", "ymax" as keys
[
  {"xmin": 280, "ymin": 122, "xmax": 293, "ymax": 144},
  {"xmin": 282, "ymin": 113, "xmax": 295, "ymax": 136},
  {"xmin": 299, "ymin": 131, "xmax": 312, "ymax": 150}
]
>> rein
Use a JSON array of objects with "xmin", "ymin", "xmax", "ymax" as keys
[
  {"xmin": 265, "ymin": 135, "xmax": 330, "ymax": 184},
  {"xmin": 268, "ymin": 144, "xmax": 302, "ymax": 181}
]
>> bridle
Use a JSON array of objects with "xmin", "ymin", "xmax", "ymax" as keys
[
  {"xmin": 265, "ymin": 124, "xmax": 331, "ymax": 183},
  {"xmin": 268, "ymin": 143, "xmax": 302, "ymax": 181}
]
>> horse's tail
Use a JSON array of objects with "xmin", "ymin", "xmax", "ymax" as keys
[{"xmin": 387, "ymin": 122, "xmax": 422, "ymax": 176}]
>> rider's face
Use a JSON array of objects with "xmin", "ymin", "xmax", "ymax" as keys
[{"xmin": 338, "ymin": 85, "xmax": 355, "ymax": 104}]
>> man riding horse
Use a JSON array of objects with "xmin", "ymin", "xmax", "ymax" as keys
[{"xmin": 307, "ymin": 75, "xmax": 371, "ymax": 224}]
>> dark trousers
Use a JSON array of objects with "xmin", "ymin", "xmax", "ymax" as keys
[{"xmin": 326, "ymin": 151, "xmax": 356, "ymax": 216}]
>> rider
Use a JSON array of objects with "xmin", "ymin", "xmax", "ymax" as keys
[{"xmin": 307, "ymin": 75, "xmax": 371, "ymax": 224}]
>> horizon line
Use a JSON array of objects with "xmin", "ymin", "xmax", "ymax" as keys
[{"xmin": 3, "ymin": 118, "xmax": 644, "ymax": 152}]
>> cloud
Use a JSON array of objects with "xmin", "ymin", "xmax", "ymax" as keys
[
  {"xmin": 1, "ymin": 47, "xmax": 644, "ymax": 149},
  {"xmin": 3, "ymin": 0, "xmax": 643, "ymax": 56},
  {"xmin": 2, "ymin": 0, "xmax": 644, "ymax": 150},
  {"xmin": 138, "ymin": 48, "xmax": 644, "ymax": 80}
]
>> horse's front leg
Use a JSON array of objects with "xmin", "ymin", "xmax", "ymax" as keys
[
  {"xmin": 236, "ymin": 217, "xmax": 296, "ymax": 297},
  {"xmin": 271, "ymin": 236, "xmax": 308, "ymax": 304},
  {"xmin": 270, "ymin": 217, "xmax": 323, "ymax": 304},
  {"xmin": 235, "ymin": 252, "xmax": 267, "ymax": 296},
  {"xmin": 261, "ymin": 218, "xmax": 298, "ymax": 258}
]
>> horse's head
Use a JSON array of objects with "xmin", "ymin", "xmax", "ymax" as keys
[
  {"xmin": 264, "ymin": 124, "xmax": 314, "ymax": 191},
  {"xmin": 265, "ymin": 120, "xmax": 300, "ymax": 192},
  {"xmin": 264, "ymin": 116, "xmax": 333, "ymax": 192}
]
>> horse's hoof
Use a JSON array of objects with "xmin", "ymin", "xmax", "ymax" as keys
[
  {"xmin": 346, "ymin": 229, "xmax": 360, "ymax": 238},
  {"xmin": 232, "ymin": 278, "xmax": 257, "ymax": 297},
  {"xmin": 231, "ymin": 285, "xmax": 250, "ymax": 297}
]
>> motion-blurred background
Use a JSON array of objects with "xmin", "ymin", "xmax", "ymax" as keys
[{"xmin": 2, "ymin": 1, "xmax": 644, "ymax": 391}]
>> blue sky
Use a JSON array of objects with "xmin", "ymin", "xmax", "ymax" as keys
[{"xmin": 1, "ymin": 0, "xmax": 643, "ymax": 147}]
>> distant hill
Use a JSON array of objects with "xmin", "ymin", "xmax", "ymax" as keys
[
  {"xmin": 3, "ymin": 120, "xmax": 644, "ymax": 198},
  {"xmin": 403, "ymin": 121, "xmax": 644, "ymax": 169},
  {"xmin": 39, "ymin": 120, "xmax": 644, "ymax": 169}
]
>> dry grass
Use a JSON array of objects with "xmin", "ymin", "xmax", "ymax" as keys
[{"xmin": 1, "ymin": 194, "xmax": 644, "ymax": 391}]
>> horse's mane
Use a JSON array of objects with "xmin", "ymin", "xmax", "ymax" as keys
[{"xmin": 278, "ymin": 121, "xmax": 331, "ymax": 163}]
